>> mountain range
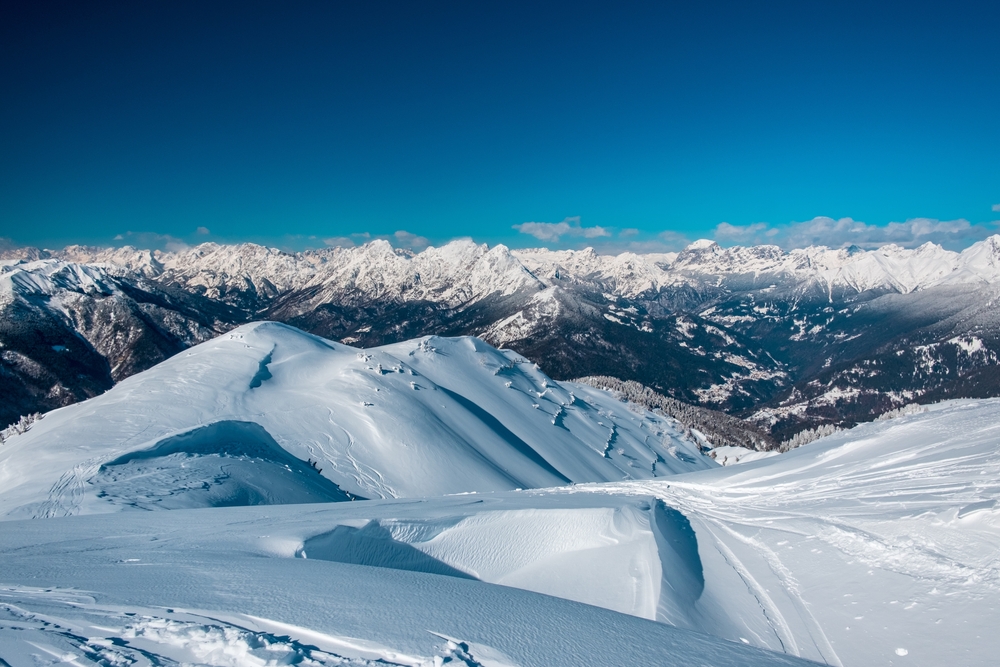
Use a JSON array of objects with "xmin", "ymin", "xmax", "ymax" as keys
[{"xmin": 4, "ymin": 236, "xmax": 1000, "ymax": 439}]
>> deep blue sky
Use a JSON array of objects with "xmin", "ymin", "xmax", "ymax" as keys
[{"xmin": 1, "ymin": 1, "xmax": 998, "ymax": 252}]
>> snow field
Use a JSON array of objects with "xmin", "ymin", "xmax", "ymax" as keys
[
  {"xmin": 576, "ymin": 398, "xmax": 1000, "ymax": 665},
  {"xmin": 0, "ymin": 508, "xmax": 815, "ymax": 667}
]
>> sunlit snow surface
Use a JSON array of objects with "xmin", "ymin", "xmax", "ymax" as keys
[
  {"xmin": 584, "ymin": 399, "xmax": 1000, "ymax": 666},
  {"xmin": 0, "ymin": 322, "xmax": 711, "ymax": 518},
  {"xmin": 1, "ymin": 325, "xmax": 999, "ymax": 665}
]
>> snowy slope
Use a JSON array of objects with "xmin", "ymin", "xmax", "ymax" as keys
[
  {"xmin": 0, "ymin": 500, "xmax": 813, "ymax": 667},
  {"xmin": 582, "ymin": 398, "xmax": 1000, "ymax": 666},
  {"xmin": 0, "ymin": 322, "xmax": 712, "ymax": 518},
  {"xmin": 1, "ymin": 399, "xmax": 997, "ymax": 665}
]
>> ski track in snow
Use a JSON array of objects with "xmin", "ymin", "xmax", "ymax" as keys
[
  {"xmin": 322, "ymin": 413, "xmax": 397, "ymax": 500},
  {"xmin": 541, "ymin": 399, "xmax": 1000, "ymax": 665}
]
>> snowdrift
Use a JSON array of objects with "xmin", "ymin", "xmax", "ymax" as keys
[
  {"xmin": 585, "ymin": 398, "xmax": 1000, "ymax": 665},
  {"xmin": 0, "ymin": 495, "xmax": 814, "ymax": 667},
  {"xmin": 0, "ymin": 321, "xmax": 712, "ymax": 518}
]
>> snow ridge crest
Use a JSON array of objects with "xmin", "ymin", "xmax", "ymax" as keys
[{"xmin": 7, "ymin": 234, "xmax": 1000, "ymax": 303}]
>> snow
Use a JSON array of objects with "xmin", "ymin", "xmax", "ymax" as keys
[
  {"xmin": 580, "ymin": 398, "xmax": 1000, "ymax": 665},
  {"xmin": 0, "ymin": 503, "xmax": 812, "ymax": 667},
  {"xmin": 0, "ymin": 322, "xmax": 713, "ymax": 518},
  {"xmin": 3, "ymin": 398, "xmax": 998, "ymax": 664},
  {"xmin": 949, "ymin": 335, "xmax": 986, "ymax": 354},
  {"xmin": 2, "ymin": 321, "xmax": 1000, "ymax": 665},
  {"xmin": 708, "ymin": 445, "xmax": 781, "ymax": 466},
  {"xmin": 7, "ymin": 236, "xmax": 1000, "ymax": 349}
]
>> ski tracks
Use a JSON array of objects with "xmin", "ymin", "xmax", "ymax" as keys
[
  {"xmin": 311, "ymin": 410, "xmax": 397, "ymax": 500},
  {"xmin": 707, "ymin": 519, "xmax": 844, "ymax": 666},
  {"xmin": 36, "ymin": 459, "xmax": 103, "ymax": 519}
]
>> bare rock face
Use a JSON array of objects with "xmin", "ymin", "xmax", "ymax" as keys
[{"xmin": 3, "ymin": 236, "xmax": 1000, "ymax": 438}]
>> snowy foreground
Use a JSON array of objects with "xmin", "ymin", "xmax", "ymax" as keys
[{"xmin": 1, "ymin": 325, "xmax": 998, "ymax": 666}]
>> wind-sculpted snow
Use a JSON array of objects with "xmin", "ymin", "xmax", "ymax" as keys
[
  {"xmin": 1, "ymin": 393, "xmax": 998, "ymax": 664},
  {"xmin": 92, "ymin": 420, "xmax": 353, "ymax": 509},
  {"xmin": 0, "ymin": 535, "xmax": 813, "ymax": 667},
  {"xmin": 0, "ymin": 322, "xmax": 713, "ymax": 518},
  {"xmin": 571, "ymin": 398, "xmax": 1000, "ymax": 666}
]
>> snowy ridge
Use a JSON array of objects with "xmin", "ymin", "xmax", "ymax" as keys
[
  {"xmin": 0, "ymin": 259, "xmax": 123, "ymax": 302},
  {"xmin": 52, "ymin": 238, "xmax": 544, "ymax": 308},
  {"xmin": 0, "ymin": 322, "xmax": 712, "ymax": 518},
  {"xmin": 13, "ymin": 234, "xmax": 1000, "ymax": 306},
  {"xmin": 663, "ymin": 237, "xmax": 1000, "ymax": 293}
]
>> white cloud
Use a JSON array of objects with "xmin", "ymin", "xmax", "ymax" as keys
[
  {"xmin": 391, "ymin": 230, "xmax": 430, "ymax": 251},
  {"xmin": 112, "ymin": 231, "xmax": 189, "ymax": 252},
  {"xmin": 196, "ymin": 226, "xmax": 210, "ymax": 235},
  {"xmin": 513, "ymin": 216, "xmax": 611, "ymax": 242},
  {"xmin": 584, "ymin": 230, "xmax": 692, "ymax": 255},
  {"xmin": 713, "ymin": 216, "xmax": 993, "ymax": 251},
  {"xmin": 714, "ymin": 222, "xmax": 777, "ymax": 244},
  {"xmin": 322, "ymin": 236, "xmax": 356, "ymax": 248},
  {"xmin": 653, "ymin": 230, "xmax": 692, "ymax": 251},
  {"xmin": 993, "ymin": 204, "xmax": 1000, "ymax": 212},
  {"xmin": 322, "ymin": 231, "xmax": 429, "ymax": 251}
]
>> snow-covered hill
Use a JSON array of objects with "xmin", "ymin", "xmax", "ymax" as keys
[
  {"xmin": 1, "ymin": 392, "xmax": 998, "ymax": 665},
  {"xmin": 0, "ymin": 322, "xmax": 712, "ymax": 518},
  {"xmin": 5, "ymin": 236, "xmax": 1000, "ymax": 438}
]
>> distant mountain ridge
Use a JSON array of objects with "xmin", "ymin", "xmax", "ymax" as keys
[
  {"xmin": 25, "ymin": 233, "xmax": 1000, "ymax": 295},
  {"xmin": 4, "ymin": 236, "xmax": 1000, "ymax": 437}
]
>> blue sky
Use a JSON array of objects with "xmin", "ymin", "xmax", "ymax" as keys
[{"xmin": 1, "ymin": 1, "xmax": 998, "ymax": 253}]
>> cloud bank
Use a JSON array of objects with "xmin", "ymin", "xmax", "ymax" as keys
[
  {"xmin": 322, "ymin": 230, "xmax": 430, "ymax": 252},
  {"xmin": 112, "ymin": 231, "xmax": 190, "ymax": 252},
  {"xmin": 514, "ymin": 216, "xmax": 611, "ymax": 242},
  {"xmin": 713, "ymin": 216, "xmax": 996, "ymax": 251}
]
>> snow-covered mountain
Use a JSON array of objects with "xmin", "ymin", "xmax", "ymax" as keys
[
  {"xmin": 0, "ymin": 322, "xmax": 713, "ymax": 518},
  {"xmin": 5, "ymin": 236, "xmax": 1000, "ymax": 438}
]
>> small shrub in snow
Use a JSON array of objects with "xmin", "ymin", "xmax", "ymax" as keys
[
  {"xmin": 876, "ymin": 403, "xmax": 927, "ymax": 421},
  {"xmin": 575, "ymin": 376, "xmax": 776, "ymax": 451},
  {"xmin": 0, "ymin": 412, "xmax": 43, "ymax": 444},
  {"xmin": 779, "ymin": 423, "xmax": 840, "ymax": 452}
]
